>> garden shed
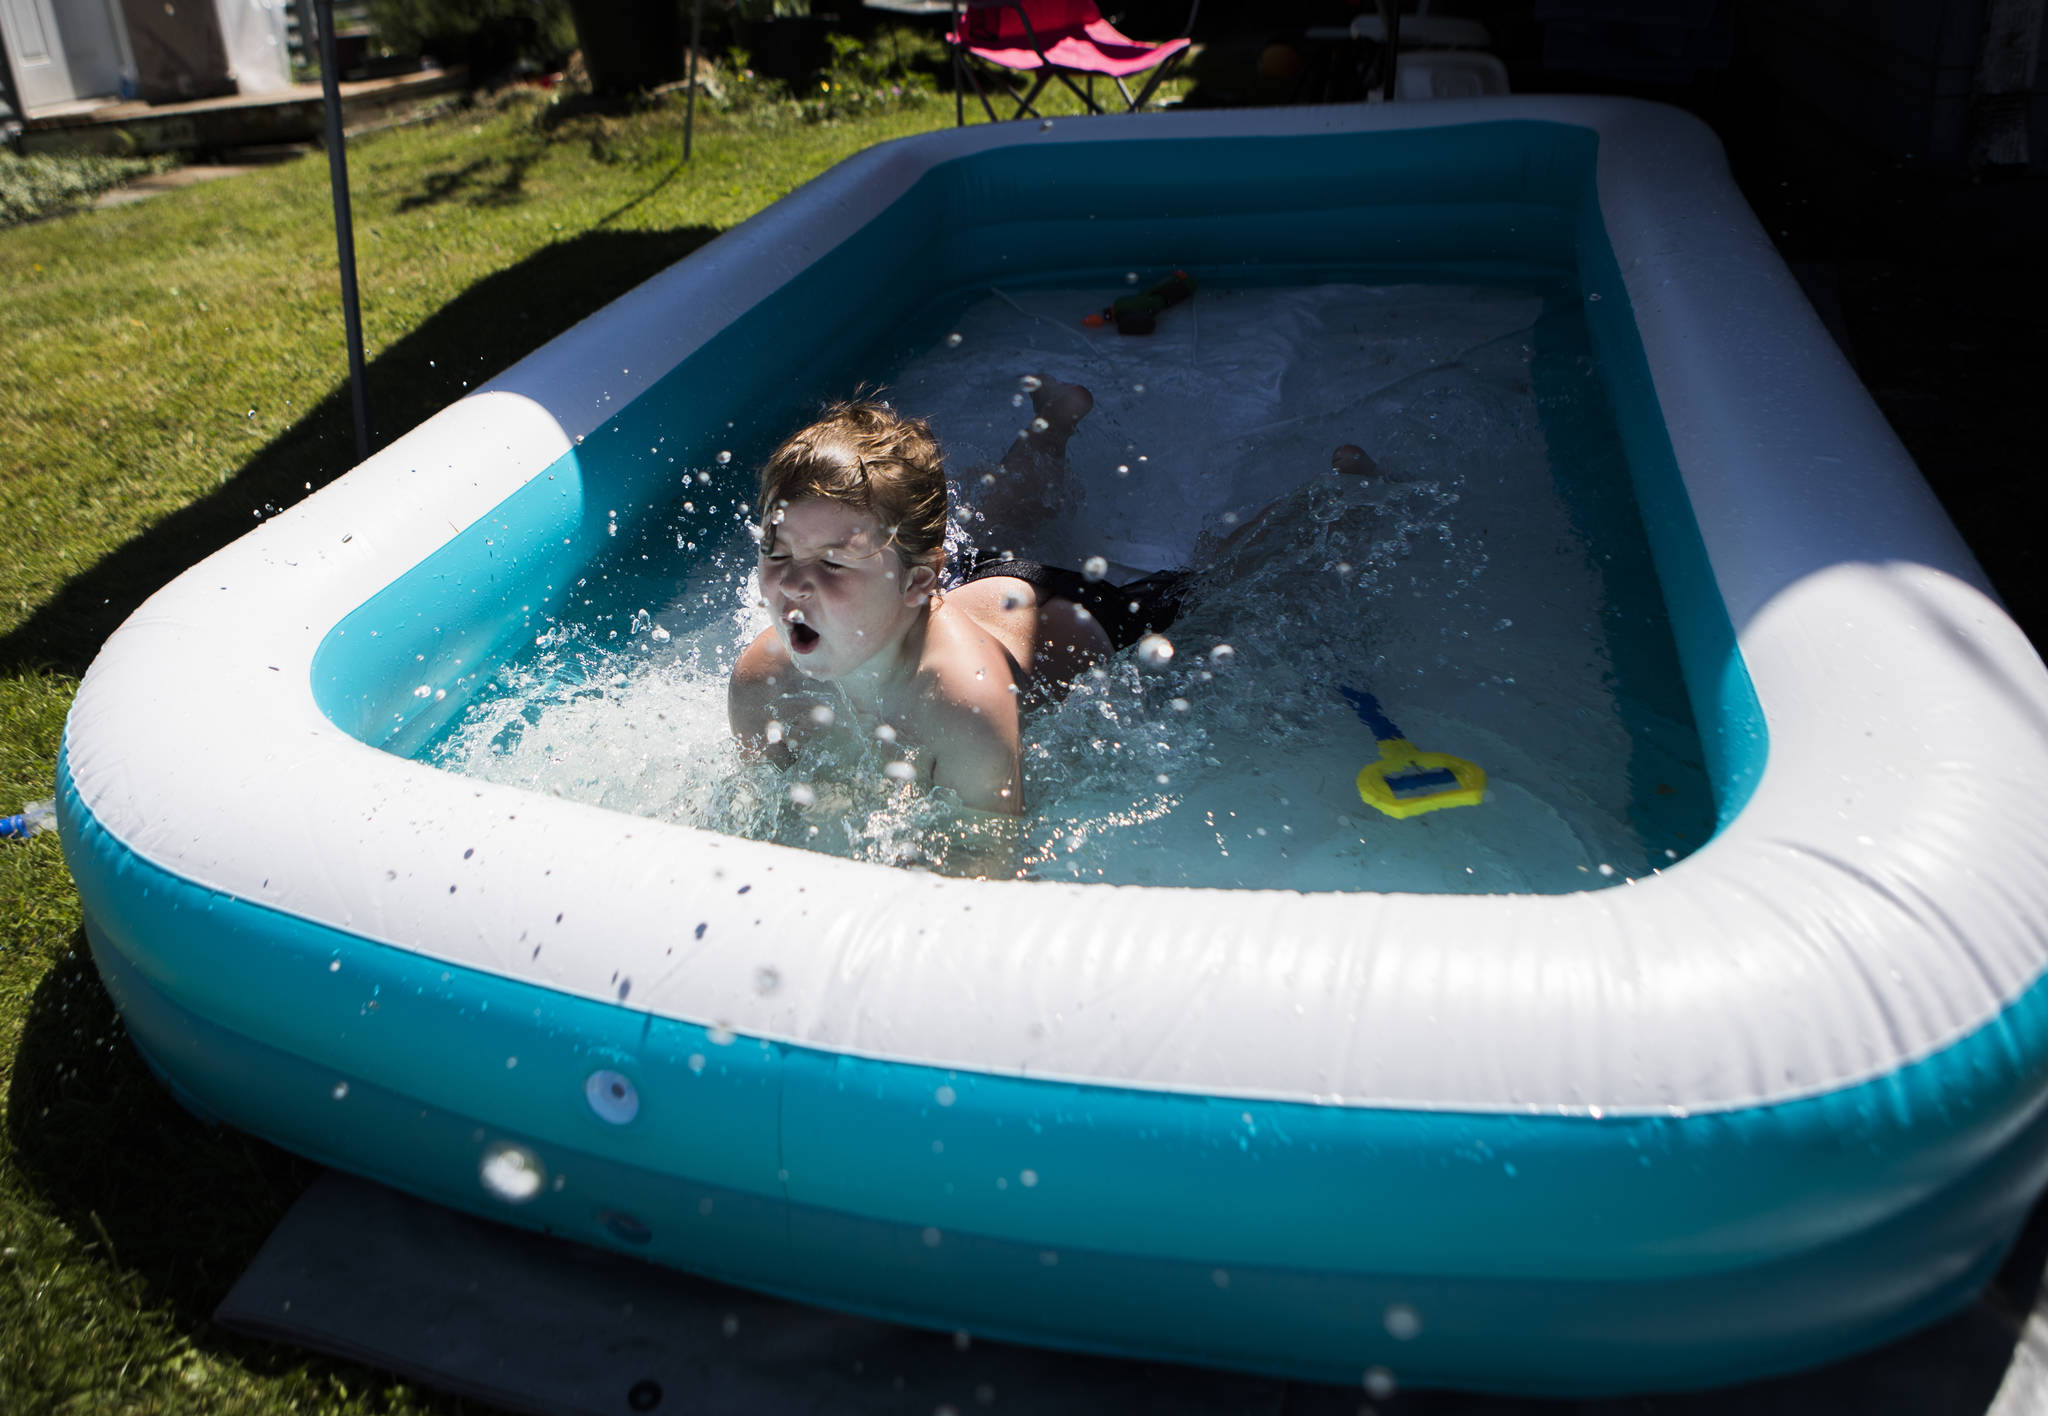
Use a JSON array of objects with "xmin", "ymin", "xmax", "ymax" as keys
[{"xmin": 1, "ymin": 0, "xmax": 292, "ymax": 115}]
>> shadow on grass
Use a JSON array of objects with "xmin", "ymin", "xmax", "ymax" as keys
[
  {"xmin": 395, "ymin": 150, "xmax": 548, "ymax": 212},
  {"xmin": 6, "ymin": 935, "xmax": 309, "ymax": 1361},
  {"xmin": 0, "ymin": 224, "xmax": 719, "ymax": 682},
  {"xmin": 4, "ymin": 933, "xmax": 481, "ymax": 1405}
]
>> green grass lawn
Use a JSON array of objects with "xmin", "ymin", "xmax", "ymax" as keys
[{"xmin": 0, "ymin": 70, "xmax": 1148, "ymax": 1412}]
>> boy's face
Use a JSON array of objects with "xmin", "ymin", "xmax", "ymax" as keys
[{"xmin": 758, "ymin": 499, "xmax": 934, "ymax": 680}]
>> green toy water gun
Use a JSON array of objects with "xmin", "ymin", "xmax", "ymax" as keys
[{"xmin": 1084, "ymin": 269, "xmax": 1196, "ymax": 335}]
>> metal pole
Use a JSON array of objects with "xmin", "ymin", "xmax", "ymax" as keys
[
  {"xmin": 1376, "ymin": 0, "xmax": 1399, "ymax": 102},
  {"xmin": 684, "ymin": 0, "xmax": 702, "ymax": 160},
  {"xmin": 315, "ymin": 0, "xmax": 372, "ymax": 460}
]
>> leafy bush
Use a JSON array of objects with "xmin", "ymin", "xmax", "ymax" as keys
[
  {"xmin": 689, "ymin": 47, "xmax": 781, "ymax": 115},
  {"xmin": 518, "ymin": 21, "xmax": 946, "ymax": 132},
  {"xmin": 799, "ymin": 26, "xmax": 946, "ymax": 123},
  {"xmin": 0, "ymin": 151, "xmax": 174, "ymax": 227},
  {"xmin": 367, "ymin": 0, "xmax": 577, "ymax": 77}
]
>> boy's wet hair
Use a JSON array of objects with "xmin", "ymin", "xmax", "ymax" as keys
[{"xmin": 756, "ymin": 399, "xmax": 948, "ymax": 567}]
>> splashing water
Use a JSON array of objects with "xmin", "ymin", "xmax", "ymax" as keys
[{"xmin": 426, "ymin": 283, "xmax": 1715, "ymax": 891}]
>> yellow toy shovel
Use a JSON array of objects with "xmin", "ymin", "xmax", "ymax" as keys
[{"xmin": 1340, "ymin": 685, "xmax": 1487, "ymax": 819}]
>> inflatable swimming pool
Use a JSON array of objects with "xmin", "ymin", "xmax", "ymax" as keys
[{"xmin": 60, "ymin": 99, "xmax": 2048, "ymax": 1397}]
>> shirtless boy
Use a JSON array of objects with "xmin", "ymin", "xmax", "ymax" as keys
[{"xmin": 726, "ymin": 379, "xmax": 1367, "ymax": 825}]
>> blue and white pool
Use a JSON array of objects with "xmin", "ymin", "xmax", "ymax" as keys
[{"xmin": 60, "ymin": 100, "xmax": 2048, "ymax": 1397}]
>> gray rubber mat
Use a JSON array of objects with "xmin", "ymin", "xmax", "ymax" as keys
[{"xmin": 216, "ymin": 1171, "xmax": 2048, "ymax": 1416}]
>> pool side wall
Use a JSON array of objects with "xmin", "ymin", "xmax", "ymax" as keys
[{"xmin": 62, "ymin": 745, "xmax": 2048, "ymax": 1394}]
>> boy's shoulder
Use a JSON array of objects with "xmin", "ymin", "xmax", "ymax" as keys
[
  {"xmin": 729, "ymin": 628, "xmax": 800, "ymax": 714},
  {"xmin": 912, "ymin": 614, "xmax": 1024, "ymax": 721},
  {"xmin": 728, "ymin": 628, "xmax": 810, "ymax": 762}
]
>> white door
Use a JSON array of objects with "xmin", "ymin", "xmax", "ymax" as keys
[{"xmin": 2, "ymin": 0, "xmax": 79, "ymax": 110}]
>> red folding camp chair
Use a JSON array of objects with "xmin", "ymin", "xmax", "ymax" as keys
[{"xmin": 948, "ymin": 0, "xmax": 1201, "ymax": 123}]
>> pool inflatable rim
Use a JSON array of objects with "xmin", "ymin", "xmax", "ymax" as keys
[{"xmin": 60, "ymin": 96, "xmax": 2048, "ymax": 1124}]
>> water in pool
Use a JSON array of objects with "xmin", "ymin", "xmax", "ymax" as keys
[{"xmin": 427, "ymin": 279, "xmax": 1716, "ymax": 892}]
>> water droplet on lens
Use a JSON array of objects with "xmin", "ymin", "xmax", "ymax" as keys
[
  {"xmin": 1135, "ymin": 634, "xmax": 1174, "ymax": 668},
  {"xmin": 480, "ymin": 1143, "xmax": 545, "ymax": 1202}
]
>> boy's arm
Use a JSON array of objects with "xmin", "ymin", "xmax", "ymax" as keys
[
  {"xmin": 728, "ymin": 629, "xmax": 798, "ymax": 768},
  {"xmin": 924, "ymin": 687, "xmax": 1026, "ymax": 878},
  {"xmin": 925, "ymin": 676, "xmax": 1024, "ymax": 818}
]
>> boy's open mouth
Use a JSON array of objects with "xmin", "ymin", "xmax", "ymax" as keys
[{"xmin": 785, "ymin": 612, "xmax": 821, "ymax": 653}]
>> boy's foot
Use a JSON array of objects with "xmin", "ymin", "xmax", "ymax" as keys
[
  {"xmin": 1331, "ymin": 444, "xmax": 1378, "ymax": 477},
  {"xmin": 1020, "ymin": 377, "xmax": 1093, "ymax": 454}
]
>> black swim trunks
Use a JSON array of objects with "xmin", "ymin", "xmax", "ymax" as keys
[{"xmin": 955, "ymin": 555, "xmax": 1193, "ymax": 651}]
